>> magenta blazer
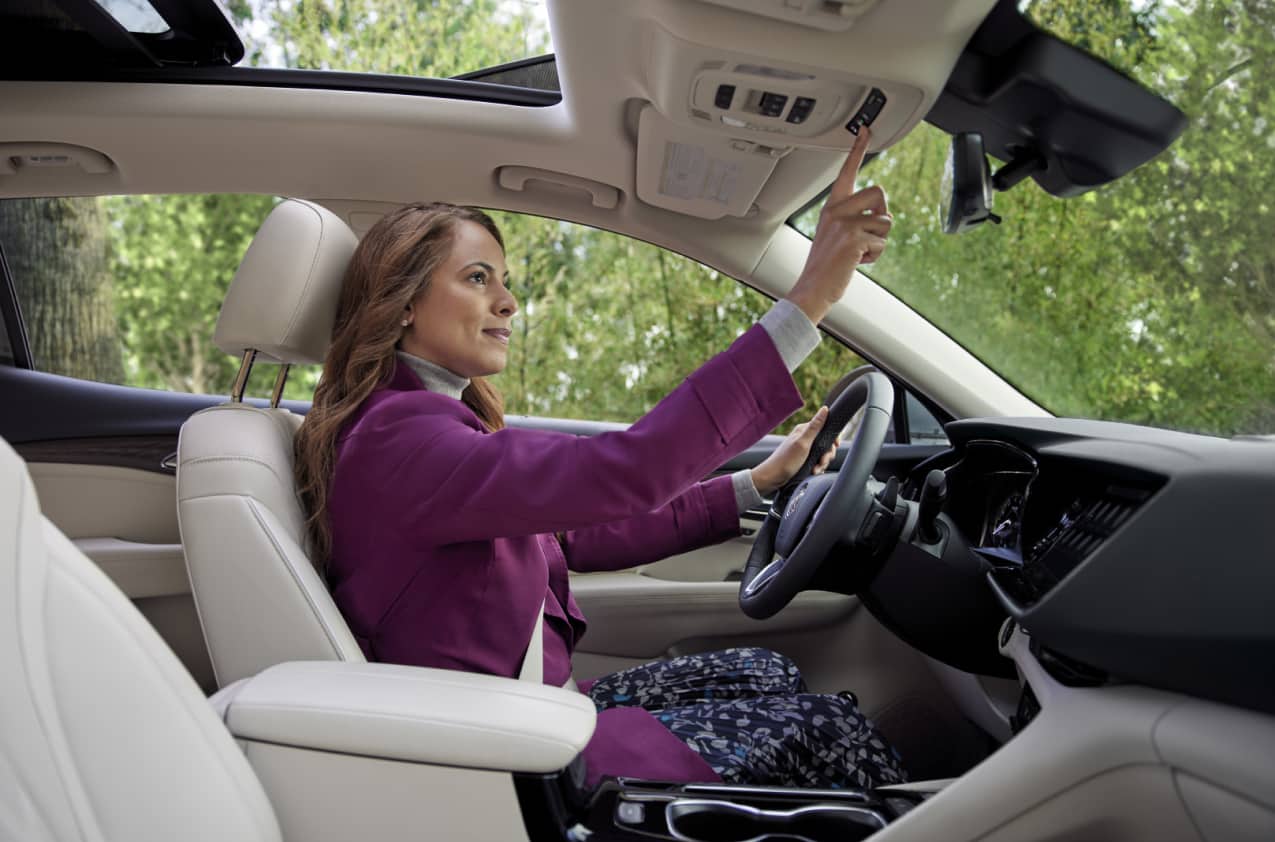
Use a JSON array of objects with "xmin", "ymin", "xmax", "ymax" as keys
[{"xmin": 327, "ymin": 324, "xmax": 802, "ymax": 784}]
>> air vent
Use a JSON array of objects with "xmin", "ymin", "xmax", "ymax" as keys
[
  {"xmin": 1028, "ymin": 485, "xmax": 1151, "ymax": 587},
  {"xmin": 698, "ymin": 0, "xmax": 881, "ymax": 32}
]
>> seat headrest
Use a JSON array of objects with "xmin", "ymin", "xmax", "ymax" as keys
[{"xmin": 214, "ymin": 199, "xmax": 359, "ymax": 365}]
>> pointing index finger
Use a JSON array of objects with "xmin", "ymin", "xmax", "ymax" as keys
[{"xmin": 831, "ymin": 128, "xmax": 871, "ymax": 200}]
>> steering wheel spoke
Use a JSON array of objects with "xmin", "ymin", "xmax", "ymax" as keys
[{"xmin": 739, "ymin": 370, "xmax": 896, "ymax": 619}]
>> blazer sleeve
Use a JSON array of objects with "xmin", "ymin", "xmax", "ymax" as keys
[
  {"xmin": 342, "ymin": 324, "xmax": 802, "ymax": 546},
  {"xmin": 559, "ymin": 474, "xmax": 740, "ymax": 573}
]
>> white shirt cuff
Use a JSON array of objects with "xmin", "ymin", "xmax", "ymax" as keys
[
  {"xmin": 759, "ymin": 298, "xmax": 821, "ymax": 372},
  {"xmin": 731, "ymin": 469, "xmax": 765, "ymax": 514}
]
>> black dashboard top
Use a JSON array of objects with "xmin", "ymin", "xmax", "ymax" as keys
[{"xmin": 940, "ymin": 417, "xmax": 1275, "ymax": 715}]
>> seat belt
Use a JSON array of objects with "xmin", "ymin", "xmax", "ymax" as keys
[{"xmin": 517, "ymin": 598, "xmax": 545, "ymax": 683}]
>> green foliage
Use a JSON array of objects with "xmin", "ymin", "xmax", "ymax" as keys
[
  {"xmin": 12, "ymin": 0, "xmax": 1269, "ymax": 438},
  {"xmin": 104, "ymin": 194, "xmax": 278, "ymax": 394},
  {"xmin": 487, "ymin": 212, "xmax": 863, "ymax": 427},
  {"xmin": 799, "ymin": 0, "xmax": 1274, "ymax": 435},
  {"xmin": 230, "ymin": 0, "xmax": 545, "ymax": 77}
]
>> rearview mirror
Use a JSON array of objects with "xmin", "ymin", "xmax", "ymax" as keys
[{"xmin": 942, "ymin": 133, "xmax": 1001, "ymax": 234}]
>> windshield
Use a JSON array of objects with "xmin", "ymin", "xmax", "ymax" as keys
[
  {"xmin": 224, "ymin": 0, "xmax": 551, "ymax": 78},
  {"xmin": 795, "ymin": 1, "xmax": 1273, "ymax": 437}
]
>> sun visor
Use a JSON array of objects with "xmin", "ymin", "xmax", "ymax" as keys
[
  {"xmin": 635, "ymin": 105, "xmax": 786, "ymax": 220},
  {"xmin": 927, "ymin": 0, "xmax": 1187, "ymax": 198}
]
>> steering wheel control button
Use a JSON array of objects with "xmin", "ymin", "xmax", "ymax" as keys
[
  {"xmin": 714, "ymin": 84, "xmax": 736, "ymax": 109},
  {"xmin": 861, "ymin": 511, "xmax": 886, "ymax": 543}
]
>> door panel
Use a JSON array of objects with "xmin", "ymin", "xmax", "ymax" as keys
[
  {"xmin": 21, "ymin": 460, "xmax": 217, "ymax": 692},
  {"xmin": 26, "ymin": 462, "xmax": 179, "ymax": 544},
  {"xmin": 570, "ymin": 573, "xmax": 857, "ymax": 659},
  {"xmin": 635, "ymin": 528, "xmax": 757, "ymax": 582}
]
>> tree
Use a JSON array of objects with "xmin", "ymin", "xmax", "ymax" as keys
[
  {"xmin": 801, "ymin": 0, "xmax": 1274, "ymax": 436},
  {"xmin": 0, "ymin": 198, "xmax": 124, "ymax": 384},
  {"xmin": 104, "ymin": 193, "xmax": 278, "ymax": 395}
]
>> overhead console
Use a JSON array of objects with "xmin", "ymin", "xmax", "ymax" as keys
[
  {"xmin": 636, "ymin": 24, "xmax": 927, "ymax": 219},
  {"xmin": 643, "ymin": 25, "xmax": 925, "ymax": 153}
]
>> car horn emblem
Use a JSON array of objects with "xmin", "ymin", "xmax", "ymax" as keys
[{"xmin": 786, "ymin": 483, "xmax": 809, "ymax": 518}]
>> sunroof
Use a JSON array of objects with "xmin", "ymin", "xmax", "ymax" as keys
[
  {"xmin": 0, "ymin": 0, "xmax": 243, "ymax": 70},
  {"xmin": 96, "ymin": 0, "xmax": 168, "ymax": 34},
  {"xmin": 230, "ymin": 0, "xmax": 553, "ymax": 81}
]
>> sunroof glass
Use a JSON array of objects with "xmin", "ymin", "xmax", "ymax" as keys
[
  {"xmin": 231, "ymin": 0, "xmax": 551, "ymax": 79},
  {"xmin": 95, "ymin": 0, "xmax": 168, "ymax": 34}
]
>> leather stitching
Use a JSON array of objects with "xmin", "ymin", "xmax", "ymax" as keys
[
  {"xmin": 242, "ymin": 498, "xmax": 352, "ymax": 660},
  {"xmin": 180, "ymin": 455, "xmax": 289, "ymax": 488}
]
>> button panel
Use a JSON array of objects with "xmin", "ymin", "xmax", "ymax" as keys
[
  {"xmin": 758, "ymin": 91, "xmax": 789, "ymax": 118},
  {"xmin": 845, "ymin": 87, "xmax": 888, "ymax": 135},
  {"xmin": 786, "ymin": 96, "xmax": 816, "ymax": 124}
]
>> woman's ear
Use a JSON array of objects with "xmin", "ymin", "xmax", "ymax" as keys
[{"xmin": 401, "ymin": 304, "xmax": 413, "ymax": 328}]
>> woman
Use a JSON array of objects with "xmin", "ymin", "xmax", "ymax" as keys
[{"xmin": 296, "ymin": 131, "xmax": 905, "ymax": 789}]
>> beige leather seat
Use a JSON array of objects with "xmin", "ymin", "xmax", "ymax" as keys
[
  {"xmin": 0, "ymin": 436, "xmax": 282, "ymax": 842},
  {"xmin": 176, "ymin": 199, "xmax": 362, "ymax": 689}
]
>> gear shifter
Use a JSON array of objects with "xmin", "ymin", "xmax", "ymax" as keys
[{"xmin": 917, "ymin": 469, "xmax": 947, "ymax": 544}]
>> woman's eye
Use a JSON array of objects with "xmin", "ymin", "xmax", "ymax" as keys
[{"xmin": 467, "ymin": 271, "xmax": 487, "ymax": 285}]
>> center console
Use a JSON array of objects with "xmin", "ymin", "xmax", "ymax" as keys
[
  {"xmin": 516, "ymin": 769, "xmax": 938, "ymax": 841},
  {"xmin": 214, "ymin": 659, "xmax": 943, "ymax": 842}
]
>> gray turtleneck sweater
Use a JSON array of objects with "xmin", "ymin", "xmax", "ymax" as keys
[{"xmin": 397, "ymin": 298, "xmax": 820, "ymax": 514}]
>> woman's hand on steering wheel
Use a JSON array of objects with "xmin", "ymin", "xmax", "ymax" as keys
[{"xmin": 750, "ymin": 406, "xmax": 841, "ymax": 497}]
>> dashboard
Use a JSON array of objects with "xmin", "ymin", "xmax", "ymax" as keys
[{"xmin": 896, "ymin": 417, "xmax": 1275, "ymax": 717}]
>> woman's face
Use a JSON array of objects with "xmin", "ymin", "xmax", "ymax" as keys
[{"xmin": 400, "ymin": 220, "xmax": 516, "ymax": 378}]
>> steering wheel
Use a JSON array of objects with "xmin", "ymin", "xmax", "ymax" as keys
[{"xmin": 739, "ymin": 369, "xmax": 895, "ymax": 619}]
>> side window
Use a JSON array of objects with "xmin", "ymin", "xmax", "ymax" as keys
[
  {"xmin": 905, "ymin": 392, "xmax": 949, "ymax": 446},
  {"xmin": 0, "ymin": 195, "xmax": 319, "ymax": 401},
  {"xmin": 486, "ymin": 211, "xmax": 865, "ymax": 433},
  {"xmin": 0, "ymin": 315, "xmax": 12, "ymax": 366}
]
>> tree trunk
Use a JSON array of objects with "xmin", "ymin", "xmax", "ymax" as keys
[{"xmin": 0, "ymin": 198, "xmax": 124, "ymax": 383}]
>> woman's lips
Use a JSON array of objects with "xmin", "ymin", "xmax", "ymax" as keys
[{"xmin": 483, "ymin": 328, "xmax": 511, "ymax": 345}]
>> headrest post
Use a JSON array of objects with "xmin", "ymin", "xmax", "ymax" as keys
[
  {"xmin": 270, "ymin": 365, "xmax": 291, "ymax": 409},
  {"xmin": 230, "ymin": 349, "xmax": 257, "ymax": 403}
]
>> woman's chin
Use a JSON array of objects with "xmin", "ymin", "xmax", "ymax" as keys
[{"xmin": 475, "ymin": 353, "xmax": 509, "ymax": 378}]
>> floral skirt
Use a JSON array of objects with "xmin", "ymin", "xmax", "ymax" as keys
[{"xmin": 584, "ymin": 647, "xmax": 907, "ymax": 790}]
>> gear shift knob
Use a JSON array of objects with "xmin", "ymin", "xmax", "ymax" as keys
[{"xmin": 918, "ymin": 469, "xmax": 947, "ymax": 543}]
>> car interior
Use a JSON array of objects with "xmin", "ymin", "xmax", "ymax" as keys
[{"xmin": 1, "ymin": 0, "xmax": 1273, "ymax": 841}]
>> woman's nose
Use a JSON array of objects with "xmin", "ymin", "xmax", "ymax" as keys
[{"xmin": 496, "ymin": 286, "xmax": 518, "ymax": 317}]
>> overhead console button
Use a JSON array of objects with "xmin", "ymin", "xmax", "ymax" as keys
[
  {"xmin": 787, "ymin": 96, "xmax": 816, "ymax": 124},
  {"xmin": 845, "ymin": 87, "xmax": 888, "ymax": 135},
  {"xmin": 758, "ymin": 91, "xmax": 789, "ymax": 118},
  {"xmin": 714, "ymin": 84, "xmax": 736, "ymax": 109}
]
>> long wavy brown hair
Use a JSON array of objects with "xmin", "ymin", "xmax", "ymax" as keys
[{"xmin": 295, "ymin": 202, "xmax": 506, "ymax": 574}]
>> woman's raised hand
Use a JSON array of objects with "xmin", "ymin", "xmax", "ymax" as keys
[{"xmin": 786, "ymin": 129, "xmax": 892, "ymax": 325}]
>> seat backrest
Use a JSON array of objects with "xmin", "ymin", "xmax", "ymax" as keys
[
  {"xmin": 0, "ymin": 438, "xmax": 282, "ymax": 842},
  {"xmin": 177, "ymin": 198, "xmax": 363, "ymax": 689}
]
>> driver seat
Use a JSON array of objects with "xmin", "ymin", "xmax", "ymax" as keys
[{"xmin": 176, "ymin": 199, "xmax": 364, "ymax": 689}]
